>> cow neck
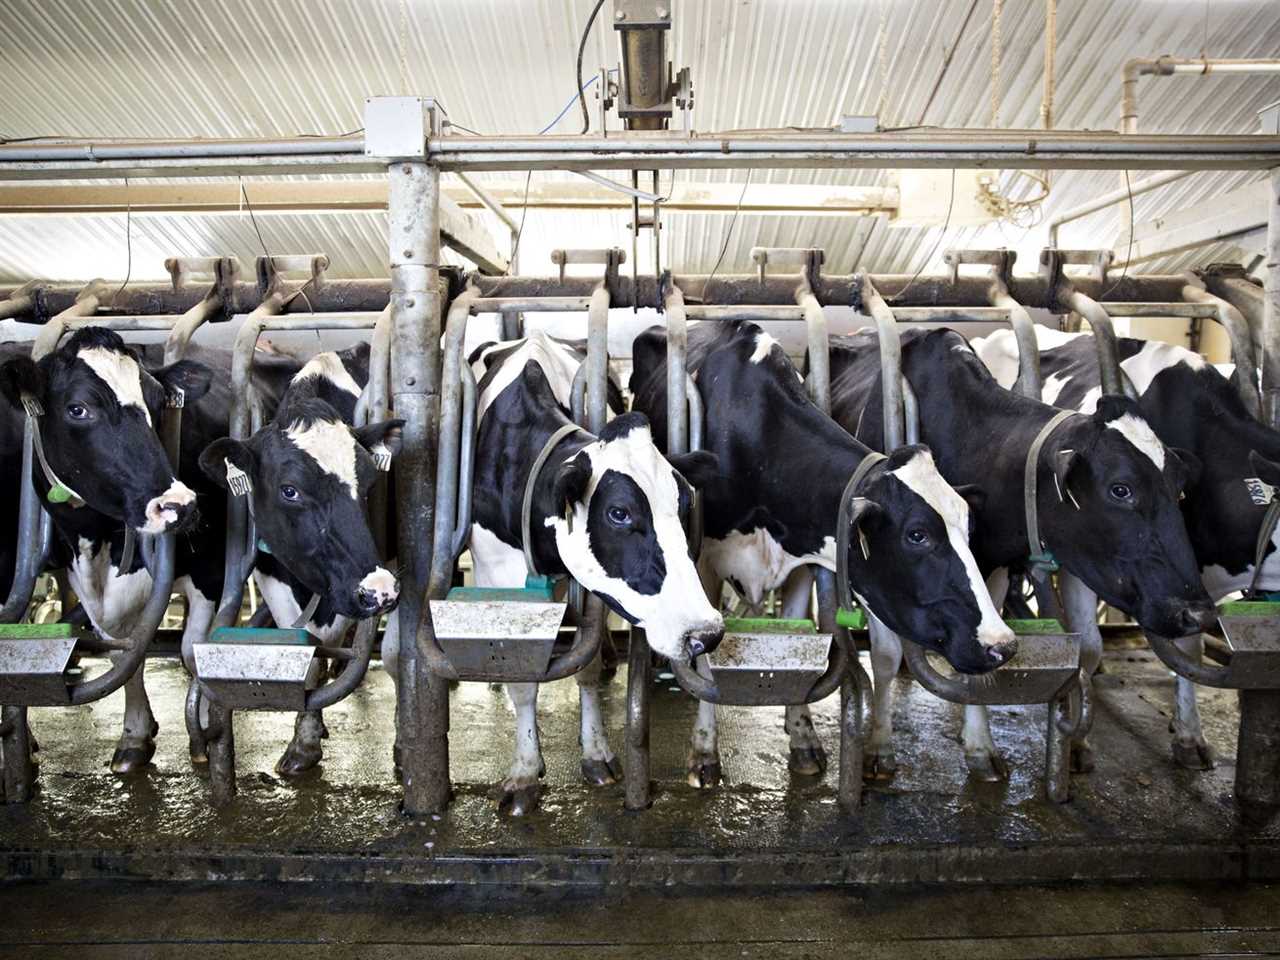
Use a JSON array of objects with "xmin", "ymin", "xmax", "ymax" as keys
[
  {"xmin": 1023, "ymin": 409, "xmax": 1080, "ymax": 576},
  {"xmin": 517, "ymin": 416, "xmax": 593, "ymax": 578},
  {"xmin": 240, "ymin": 473, "xmax": 323, "ymax": 630},
  {"xmin": 521, "ymin": 421, "xmax": 580, "ymax": 577}
]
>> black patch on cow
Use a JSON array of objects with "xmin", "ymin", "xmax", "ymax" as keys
[{"xmin": 587, "ymin": 469, "xmax": 665, "ymax": 595}]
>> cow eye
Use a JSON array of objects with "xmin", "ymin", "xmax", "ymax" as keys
[
  {"xmin": 607, "ymin": 506, "xmax": 632, "ymax": 527},
  {"xmin": 905, "ymin": 528, "xmax": 930, "ymax": 547},
  {"xmin": 279, "ymin": 484, "xmax": 301, "ymax": 503},
  {"xmin": 1109, "ymin": 483, "xmax": 1133, "ymax": 502},
  {"xmin": 66, "ymin": 402, "xmax": 89, "ymax": 420}
]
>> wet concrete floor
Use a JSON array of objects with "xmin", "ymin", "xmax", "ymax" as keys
[
  {"xmin": 3, "ymin": 878, "xmax": 1280, "ymax": 958},
  {"xmin": 0, "ymin": 647, "xmax": 1276, "ymax": 887}
]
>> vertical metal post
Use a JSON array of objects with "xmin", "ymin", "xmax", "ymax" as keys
[
  {"xmin": 1, "ymin": 704, "xmax": 32, "ymax": 803},
  {"xmin": 1237, "ymin": 167, "xmax": 1280, "ymax": 819},
  {"xmin": 389, "ymin": 161, "xmax": 451, "ymax": 815}
]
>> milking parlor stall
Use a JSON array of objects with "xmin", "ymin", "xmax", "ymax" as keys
[{"xmin": 1, "ymin": 0, "xmax": 1280, "ymax": 954}]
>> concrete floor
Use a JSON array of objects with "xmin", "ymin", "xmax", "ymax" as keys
[
  {"xmin": 1, "ymin": 645, "xmax": 1276, "ymax": 888},
  {"xmin": 3, "ymin": 878, "xmax": 1280, "ymax": 958}
]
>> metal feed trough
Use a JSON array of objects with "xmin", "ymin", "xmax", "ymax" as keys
[
  {"xmin": 192, "ymin": 260, "xmax": 392, "ymax": 807},
  {"xmin": 682, "ymin": 618, "xmax": 833, "ymax": 705},
  {"xmin": 429, "ymin": 585, "xmax": 569, "ymax": 681}
]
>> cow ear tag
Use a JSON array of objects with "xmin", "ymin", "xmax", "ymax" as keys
[
  {"xmin": 165, "ymin": 386, "xmax": 185, "ymax": 410},
  {"xmin": 1053, "ymin": 449, "xmax": 1081, "ymax": 510},
  {"xmin": 46, "ymin": 484, "xmax": 74, "ymax": 505},
  {"xmin": 225, "ymin": 459, "xmax": 252, "ymax": 498},
  {"xmin": 20, "ymin": 395, "xmax": 43, "ymax": 419},
  {"xmin": 371, "ymin": 443, "xmax": 392, "ymax": 472}
]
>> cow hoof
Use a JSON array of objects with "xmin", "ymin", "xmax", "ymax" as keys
[
  {"xmin": 275, "ymin": 744, "xmax": 323, "ymax": 777},
  {"xmin": 1172, "ymin": 738, "xmax": 1215, "ymax": 771},
  {"xmin": 862, "ymin": 750, "xmax": 897, "ymax": 781},
  {"xmin": 788, "ymin": 745, "xmax": 827, "ymax": 777},
  {"xmin": 965, "ymin": 751, "xmax": 1010, "ymax": 782},
  {"xmin": 581, "ymin": 756, "xmax": 623, "ymax": 785},
  {"xmin": 188, "ymin": 741, "xmax": 209, "ymax": 767},
  {"xmin": 1070, "ymin": 742, "xmax": 1095, "ymax": 774},
  {"xmin": 686, "ymin": 751, "xmax": 722, "ymax": 789},
  {"xmin": 110, "ymin": 742, "xmax": 155, "ymax": 774},
  {"xmin": 498, "ymin": 781, "xmax": 541, "ymax": 817}
]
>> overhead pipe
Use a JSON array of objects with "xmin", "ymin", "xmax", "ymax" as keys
[
  {"xmin": 1046, "ymin": 170, "xmax": 1191, "ymax": 247},
  {"xmin": 1122, "ymin": 57, "xmax": 1280, "ymax": 135}
]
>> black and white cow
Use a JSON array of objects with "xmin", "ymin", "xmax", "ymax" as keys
[
  {"xmin": 975, "ymin": 326, "xmax": 1280, "ymax": 768},
  {"xmin": 199, "ymin": 348, "xmax": 403, "ymax": 774},
  {"xmin": 828, "ymin": 327, "xmax": 1216, "ymax": 778},
  {"xmin": 407, "ymin": 329, "xmax": 722, "ymax": 815},
  {"xmin": 0, "ymin": 328, "xmax": 216, "ymax": 771},
  {"xmin": 629, "ymin": 320, "xmax": 1014, "ymax": 787}
]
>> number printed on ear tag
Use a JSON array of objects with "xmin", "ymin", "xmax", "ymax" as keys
[
  {"xmin": 1246, "ymin": 478, "xmax": 1276, "ymax": 506},
  {"xmin": 225, "ymin": 460, "xmax": 252, "ymax": 498}
]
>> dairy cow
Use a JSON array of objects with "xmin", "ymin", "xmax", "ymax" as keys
[
  {"xmin": 200, "ymin": 348, "xmax": 403, "ymax": 774},
  {"xmin": 828, "ymin": 327, "xmax": 1216, "ymax": 778},
  {"xmin": 630, "ymin": 320, "xmax": 1014, "ymax": 787},
  {"xmin": 975, "ymin": 326, "xmax": 1280, "ymax": 768},
  {"xmin": 407, "ymin": 329, "xmax": 723, "ymax": 815}
]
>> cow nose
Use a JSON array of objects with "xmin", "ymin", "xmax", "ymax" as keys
[
  {"xmin": 685, "ymin": 624, "xmax": 725, "ymax": 664},
  {"xmin": 355, "ymin": 587, "xmax": 385, "ymax": 615},
  {"xmin": 1178, "ymin": 602, "xmax": 1218, "ymax": 636},
  {"xmin": 986, "ymin": 637, "xmax": 1018, "ymax": 668}
]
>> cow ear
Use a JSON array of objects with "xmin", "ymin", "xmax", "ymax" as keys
[
  {"xmin": 668, "ymin": 450, "xmax": 720, "ymax": 490},
  {"xmin": 1166, "ymin": 446, "xmax": 1202, "ymax": 495},
  {"xmin": 552, "ymin": 451, "xmax": 592, "ymax": 514},
  {"xmin": 199, "ymin": 438, "xmax": 257, "ymax": 490},
  {"xmin": 153, "ymin": 360, "xmax": 214, "ymax": 406},
  {"xmin": 846, "ymin": 497, "xmax": 884, "ymax": 561},
  {"xmin": 1092, "ymin": 393, "xmax": 1142, "ymax": 424},
  {"xmin": 952, "ymin": 483, "xmax": 987, "ymax": 515},
  {"xmin": 1052, "ymin": 448, "xmax": 1082, "ymax": 503},
  {"xmin": 0, "ymin": 355, "xmax": 45, "ymax": 410},
  {"xmin": 355, "ymin": 418, "xmax": 405, "ymax": 459},
  {"xmin": 1248, "ymin": 450, "xmax": 1280, "ymax": 489}
]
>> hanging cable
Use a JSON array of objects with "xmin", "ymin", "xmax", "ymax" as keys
[
  {"xmin": 704, "ymin": 173, "xmax": 752, "ymax": 295},
  {"xmin": 575, "ymin": 0, "xmax": 609, "ymax": 135},
  {"xmin": 889, "ymin": 167, "xmax": 956, "ymax": 305},
  {"xmin": 876, "ymin": 1, "xmax": 890, "ymax": 123},
  {"xmin": 990, "ymin": 0, "xmax": 1004, "ymax": 127},
  {"xmin": 398, "ymin": 0, "xmax": 411, "ymax": 95},
  {"xmin": 1100, "ymin": 171, "xmax": 1135, "ymax": 300},
  {"xmin": 1040, "ymin": 0, "xmax": 1057, "ymax": 130},
  {"xmin": 112, "ymin": 177, "xmax": 132, "ymax": 306}
]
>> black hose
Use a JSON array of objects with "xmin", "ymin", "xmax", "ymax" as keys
[{"xmin": 576, "ymin": 0, "xmax": 608, "ymax": 135}]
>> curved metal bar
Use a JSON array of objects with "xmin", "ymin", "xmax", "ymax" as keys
[
  {"xmin": 362, "ymin": 305, "xmax": 394, "ymax": 560},
  {"xmin": 669, "ymin": 655, "xmax": 719, "ymax": 700},
  {"xmin": 585, "ymin": 284, "xmax": 610, "ymax": 434},
  {"xmin": 991, "ymin": 275, "xmax": 1044, "ymax": 399},
  {"xmin": 68, "ymin": 533, "xmax": 174, "ymax": 705},
  {"xmin": 0, "ymin": 423, "xmax": 53, "ymax": 623},
  {"xmin": 450, "ymin": 361, "xmax": 478, "ymax": 564},
  {"xmin": 1144, "ymin": 629, "xmax": 1234, "ymax": 688},
  {"xmin": 539, "ymin": 593, "xmax": 607, "ymax": 682},
  {"xmin": 902, "ymin": 378, "xmax": 921, "ymax": 445},
  {"xmin": 31, "ymin": 280, "xmax": 109, "ymax": 360},
  {"xmin": 685, "ymin": 374, "xmax": 705, "ymax": 559},
  {"xmin": 901, "ymin": 637, "xmax": 1077, "ymax": 706},
  {"xmin": 0, "ymin": 281, "xmax": 37, "ymax": 322},
  {"xmin": 798, "ymin": 282, "xmax": 829, "ymax": 414},
  {"xmin": 1054, "ymin": 668, "xmax": 1094, "ymax": 739},
  {"xmin": 1059, "ymin": 285, "xmax": 1126, "ymax": 398},
  {"xmin": 427, "ymin": 286, "xmax": 479, "ymax": 600},
  {"xmin": 1182, "ymin": 278, "xmax": 1262, "ymax": 418},
  {"xmin": 861, "ymin": 279, "xmax": 905, "ymax": 448},
  {"xmin": 664, "ymin": 283, "xmax": 689, "ymax": 455},
  {"xmin": 303, "ymin": 616, "xmax": 378, "ymax": 711}
]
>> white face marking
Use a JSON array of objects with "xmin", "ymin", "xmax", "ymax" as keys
[
  {"xmin": 285, "ymin": 418, "xmax": 359, "ymax": 499},
  {"xmin": 77, "ymin": 346, "xmax": 151, "ymax": 425},
  {"xmin": 141, "ymin": 480, "xmax": 196, "ymax": 535},
  {"xmin": 545, "ymin": 424, "xmax": 722, "ymax": 659},
  {"xmin": 889, "ymin": 451, "xmax": 1014, "ymax": 649},
  {"xmin": 292, "ymin": 352, "xmax": 362, "ymax": 398},
  {"xmin": 358, "ymin": 566, "xmax": 399, "ymax": 606},
  {"xmin": 749, "ymin": 332, "xmax": 780, "ymax": 365},
  {"xmin": 1106, "ymin": 412, "xmax": 1166, "ymax": 471}
]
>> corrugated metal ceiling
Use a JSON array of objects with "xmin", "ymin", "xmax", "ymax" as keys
[{"xmin": 0, "ymin": 0, "xmax": 1277, "ymax": 284}]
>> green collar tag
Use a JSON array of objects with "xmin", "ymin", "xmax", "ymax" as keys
[{"xmin": 46, "ymin": 483, "xmax": 74, "ymax": 505}]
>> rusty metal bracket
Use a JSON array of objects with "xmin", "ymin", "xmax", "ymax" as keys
[
  {"xmin": 549, "ymin": 247, "xmax": 625, "ymax": 286},
  {"xmin": 165, "ymin": 257, "xmax": 240, "ymax": 321},
  {"xmin": 943, "ymin": 248, "xmax": 1016, "ymax": 289},
  {"xmin": 255, "ymin": 254, "xmax": 329, "ymax": 297},
  {"xmin": 751, "ymin": 247, "xmax": 824, "ymax": 291}
]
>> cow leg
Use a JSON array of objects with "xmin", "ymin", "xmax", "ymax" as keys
[
  {"xmin": 781, "ymin": 567, "xmax": 825, "ymax": 776},
  {"xmin": 578, "ymin": 649, "xmax": 621, "ymax": 785},
  {"xmin": 686, "ymin": 555, "xmax": 723, "ymax": 788},
  {"xmin": 1059, "ymin": 572, "xmax": 1103, "ymax": 773},
  {"xmin": 381, "ymin": 613, "xmax": 403, "ymax": 776},
  {"xmin": 1170, "ymin": 634, "xmax": 1215, "ymax": 770},
  {"xmin": 866, "ymin": 616, "xmax": 902, "ymax": 780},
  {"xmin": 276, "ymin": 710, "xmax": 327, "ymax": 776},
  {"xmin": 500, "ymin": 681, "xmax": 544, "ymax": 815},
  {"xmin": 110, "ymin": 658, "xmax": 158, "ymax": 773},
  {"xmin": 961, "ymin": 569, "xmax": 1013, "ymax": 782},
  {"xmin": 179, "ymin": 582, "xmax": 216, "ymax": 766}
]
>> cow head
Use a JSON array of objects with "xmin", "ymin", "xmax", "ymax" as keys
[
  {"xmin": 843, "ymin": 445, "xmax": 1017, "ymax": 675},
  {"xmin": 1042, "ymin": 396, "xmax": 1215, "ymax": 636},
  {"xmin": 0, "ymin": 327, "xmax": 211, "ymax": 534},
  {"xmin": 200, "ymin": 397, "xmax": 403, "ymax": 620},
  {"xmin": 547, "ymin": 413, "xmax": 724, "ymax": 664}
]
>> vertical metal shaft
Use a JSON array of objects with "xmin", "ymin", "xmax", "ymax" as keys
[
  {"xmin": 1263, "ymin": 169, "xmax": 1280, "ymax": 428},
  {"xmin": 389, "ymin": 161, "xmax": 451, "ymax": 815},
  {"xmin": 1, "ymin": 705, "xmax": 32, "ymax": 803},
  {"xmin": 624, "ymin": 626, "xmax": 653, "ymax": 811},
  {"xmin": 664, "ymin": 284, "xmax": 688, "ymax": 455}
]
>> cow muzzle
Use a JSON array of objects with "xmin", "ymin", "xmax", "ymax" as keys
[
  {"xmin": 141, "ymin": 481, "xmax": 198, "ymax": 534},
  {"xmin": 684, "ymin": 622, "xmax": 725, "ymax": 666},
  {"xmin": 355, "ymin": 567, "xmax": 399, "ymax": 617}
]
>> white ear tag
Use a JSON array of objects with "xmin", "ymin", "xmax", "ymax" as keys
[
  {"xmin": 166, "ymin": 386, "xmax": 185, "ymax": 409},
  {"xmin": 1053, "ymin": 449, "xmax": 1081, "ymax": 510},
  {"xmin": 371, "ymin": 443, "xmax": 392, "ymax": 472},
  {"xmin": 20, "ymin": 395, "xmax": 43, "ymax": 418},
  {"xmin": 858, "ymin": 528, "xmax": 870, "ymax": 561},
  {"xmin": 1246, "ymin": 478, "xmax": 1276, "ymax": 506},
  {"xmin": 225, "ymin": 459, "xmax": 252, "ymax": 497}
]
